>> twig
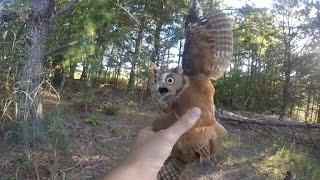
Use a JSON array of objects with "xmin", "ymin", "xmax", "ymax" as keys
[
  {"xmin": 45, "ymin": 40, "xmax": 79, "ymax": 57},
  {"xmin": 54, "ymin": 0, "xmax": 79, "ymax": 18},
  {"xmin": 116, "ymin": 3, "xmax": 140, "ymax": 25},
  {"xmin": 304, "ymin": 126, "xmax": 320, "ymax": 149},
  {"xmin": 289, "ymin": 126, "xmax": 298, "ymax": 140},
  {"xmin": 105, "ymin": 137, "xmax": 122, "ymax": 142}
]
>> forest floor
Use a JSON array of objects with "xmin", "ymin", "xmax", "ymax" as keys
[{"xmin": 1, "ymin": 86, "xmax": 320, "ymax": 179}]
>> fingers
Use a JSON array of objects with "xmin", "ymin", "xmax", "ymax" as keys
[{"xmin": 162, "ymin": 107, "xmax": 201, "ymax": 142}]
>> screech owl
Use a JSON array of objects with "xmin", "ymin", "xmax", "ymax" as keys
[
  {"xmin": 151, "ymin": 0, "xmax": 233, "ymax": 179},
  {"xmin": 151, "ymin": 66, "xmax": 188, "ymax": 113}
]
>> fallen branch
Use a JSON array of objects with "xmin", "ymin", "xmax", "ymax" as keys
[{"xmin": 217, "ymin": 110, "xmax": 320, "ymax": 129}]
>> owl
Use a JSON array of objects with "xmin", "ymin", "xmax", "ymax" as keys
[{"xmin": 151, "ymin": 0, "xmax": 233, "ymax": 179}]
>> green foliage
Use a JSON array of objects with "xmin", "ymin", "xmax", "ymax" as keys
[
  {"xmin": 104, "ymin": 106, "xmax": 120, "ymax": 116},
  {"xmin": 257, "ymin": 146, "xmax": 320, "ymax": 179},
  {"xmin": 62, "ymin": 93, "xmax": 72, "ymax": 101},
  {"xmin": 84, "ymin": 115, "xmax": 100, "ymax": 127},
  {"xmin": 83, "ymin": 89, "xmax": 97, "ymax": 104},
  {"xmin": 50, "ymin": 106, "xmax": 69, "ymax": 149}
]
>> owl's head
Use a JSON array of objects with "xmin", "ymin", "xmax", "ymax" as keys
[{"xmin": 151, "ymin": 63, "xmax": 188, "ymax": 106}]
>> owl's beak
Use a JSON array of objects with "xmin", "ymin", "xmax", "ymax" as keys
[{"xmin": 158, "ymin": 87, "xmax": 169, "ymax": 96}]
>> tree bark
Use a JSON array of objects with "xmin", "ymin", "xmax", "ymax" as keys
[
  {"xmin": 60, "ymin": 70, "xmax": 66, "ymax": 92},
  {"xmin": 177, "ymin": 40, "xmax": 183, "ymax": 66},
  {"xmin": 146, "ymin": 20, "xmax": 163, "ymax": 96},
  {"xmin": 0, "ymin": 0, "xmax": 3, "ymax": 24},
  {"xmin": 69, "ymin": 63, "xmax": 76, "ymax": 79},
  {"xmin": 317, "ymin": 103, "xmax": 320, "ymax": 123},
  {"xmin": 16, "ymin": 0, "xmax": 54, "ymax": 122},
  {"xmin": 127, "ymin": 18, "xmax": 146, "ymax": 92},
  {"xmin": 114, "ymin": 48, "xmax": 125, "ymax": 87},
  {"xmin": 279, "ymin": 16, "xmax": 292, "ymax": 120},
  {"xmin": 305, "ymin": 88, "xmax": 311, "ymax": 122},
  {"xmin": 152, "ymin": 20, "xmax": 162, "ymax": 65},
  {"xmin": 80, "ymin": 61, "xmax": 89, "ymax": 83}
]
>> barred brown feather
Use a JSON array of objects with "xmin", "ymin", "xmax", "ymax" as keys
[
  {"xmin": 182, "ymin": 3, "xmax": 233, "ymax": 79},
  {"xmin": 157, "ymin": 156, "xmax": 188, "ymax": 180}
]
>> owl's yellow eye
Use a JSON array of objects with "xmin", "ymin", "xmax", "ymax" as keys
[{"xmin": 166, "ymin": 77, "xmax": 175, "ymax": 84}]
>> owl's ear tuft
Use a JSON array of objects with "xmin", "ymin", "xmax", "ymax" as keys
[
  {"xmin": 150, "ymin": 62, "xmax": 160, "ymax": 77},
  {"xmin": 172, "ymin": 67, "xmax": 183, "ymax": 74}
]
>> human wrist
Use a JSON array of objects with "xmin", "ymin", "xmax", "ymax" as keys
[{"xmin": 122, "ymin": 155, "xmax": 159, "ymax": 179}]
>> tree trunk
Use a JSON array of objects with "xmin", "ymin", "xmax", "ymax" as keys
[
  {"xmin": 127, "ymin": 18, "xmax": 146, "ymax": 92},
  {"xmin": 52, "ymin": 63, "xmax": 63, "ymax": 88},
  {"xmin": 317, "ymin": 104, "xmax": 320, "ymax": 123},
  {"xmin": 305, "ymin": 89, "xmax": 311, "ymax": 122},
  {"xmin": 279, "ymin": 63, "xmax": 291, "ymax": 120},
  {"xmin": 311, "ymin": 93, "xmax": 316, "ymax": 120},
  {"xmin": 166, "ymin": 48, "xmax": 170, "ymax": 67},
  {"xmin": 178, "ymin": 40, "xmax": 183, "ymax": 66},
  {"xmin": 80, "ymin": 61, "xmax": 89, "ymax": 83},
  {"xmin": 152, "ymin": 20, "xmax": 162, "ymax": 64},
  {"xmin": 69, "ymin": 63, "xmax": 76, "ymax": 79},
  {"xmin": 279, "ymin": 19, "xmax": 292, "ymax": 120},
  {"xmin": 113, "ymin": 48, "xmax": 125, "ymax": 87},
  {"xmin": 60, "ymin": 70, "xmax": 66, "ymax": 92},
  {"xmin": 147, "ymin": 20, "xmax": 162, "ymax": 96},
  {"xmin": 0, "ymin": 1, "xmax": 3, "ymax": 23},
  {"xmin": 16, "ymin": 0, "xmax": 54, "ymax": 123},
  {"xmin": 289, "ymin": 103, "xmax": 294, "ymax": 117}
]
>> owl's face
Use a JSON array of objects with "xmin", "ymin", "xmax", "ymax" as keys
[{"xmin": 151, "ymin": 63, "xmax": 185, "ymax": 104}]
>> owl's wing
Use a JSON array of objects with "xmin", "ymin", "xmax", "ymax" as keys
[
  {"xmin": 157, "ymin": 156, "xmax": 188, "ymax": 180},
  {"xmin": 182, "ymin": 0, "xmax": 233, "ymax": 79}
]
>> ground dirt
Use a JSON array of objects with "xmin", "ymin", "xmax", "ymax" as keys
[{"xmin": 1, "ymin": 88, "xmax": 320, "ymax": 179}]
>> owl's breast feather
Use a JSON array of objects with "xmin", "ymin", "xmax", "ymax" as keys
[{"xmin": 173, "ymin": 74, "xmax": 215, "ymax": 127}]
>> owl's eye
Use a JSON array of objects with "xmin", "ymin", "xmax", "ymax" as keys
[
  {"xmin": 154, "ymin": 78, "xmax": 157, "ymax": 83},
  {"xmin": 166, "ymin": 77, "xmax": 175, "ymax": 84}
]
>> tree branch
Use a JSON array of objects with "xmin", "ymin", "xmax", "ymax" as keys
[
  {"xmin": 116, "ymin": 3, "xmax": 140, "ymax": 25},
  {"xmin": 46, "ymin": 40, "xmax": 79, "ymax": 57},
  {"xmin": 0, "ymin": 1, "xmax": 3, "ymax": 23},
  {"xmin": 0, "ymin": 11, "xmax": 25, "ymax": 25},
  {"xmin": 53, "ymin": 0, "xmax": 78, "ymax": 18}
]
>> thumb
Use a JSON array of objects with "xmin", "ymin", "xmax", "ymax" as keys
[{"xmin": 163, "ymin": 107, "xmax": 201, "ymax": 141}]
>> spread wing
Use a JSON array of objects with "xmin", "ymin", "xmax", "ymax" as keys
[{"xmin": 182, "ymin": 0, "xmax": 233, "ymax": 79}]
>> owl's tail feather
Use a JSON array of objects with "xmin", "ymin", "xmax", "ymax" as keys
[{"xmin": 157, "ymin": 156, "xmax": 188, "ymax": 180}]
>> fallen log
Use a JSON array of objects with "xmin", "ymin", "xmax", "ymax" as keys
[{"xmin": 217, "ymin": 110, "xmax": 320, "ymax": 129}]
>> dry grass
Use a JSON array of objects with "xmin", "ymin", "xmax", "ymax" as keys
[{"xmin": 1, "ymin": 88, "xmax": 320, "ymax": 179}]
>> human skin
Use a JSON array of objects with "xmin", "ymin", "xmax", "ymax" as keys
[{"xmin": 102, "ymin": 107, "xmax": 201, "ymax": 180}]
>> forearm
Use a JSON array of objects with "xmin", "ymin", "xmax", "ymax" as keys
[{"xmin": 102, "ymin": 157, "xmax": 158, "ymax": 180}]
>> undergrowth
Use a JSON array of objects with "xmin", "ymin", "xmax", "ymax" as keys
[
  {"xmin": 256, "ymin": 145, "xmax": 320, "ymax": 179},
  {"xmin": 104, "ymin": 106, "xmax": 120, "ymax": 116},
  {"xmin": 85, "ymin": 115, "xmax": 100, "ymax": 127},
  {"xmin": 0, "ymin": 105, "xmax": 68, "ymax": 179}
]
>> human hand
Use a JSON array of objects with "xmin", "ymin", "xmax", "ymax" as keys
[{"xmin": 103, "ymin": 107, "xmax": 201, "ymax": 180}]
